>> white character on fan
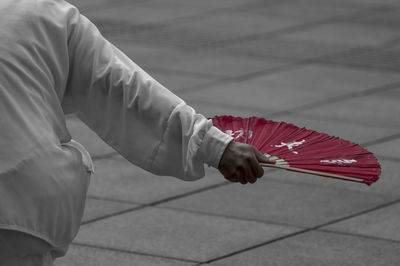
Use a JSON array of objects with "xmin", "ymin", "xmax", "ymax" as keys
[
  {"xmin": 274, "ymin": 139, "xmax": 306, "ymax": 154},
  {"xmin": 320, "ymin": 159, "xmax": 357, "ymax": 164},
  {"xmin": 225, "ymin": 129, "xmax": 253, "ymax": 141}
]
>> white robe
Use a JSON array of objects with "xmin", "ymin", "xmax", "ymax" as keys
[{"xmin": 0, "ymin": 0, "xmax": 232, "ymax": 257}]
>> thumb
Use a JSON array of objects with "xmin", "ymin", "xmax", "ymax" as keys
[{"xmin": 254, "ymin": 149, "xmax": 276, "ymax": 164}]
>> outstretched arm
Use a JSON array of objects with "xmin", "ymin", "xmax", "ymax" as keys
[
  {"xmin": 61, "ymin": 3, "xmax": 233, "ymax": 180},
  {"xmin": 59, "ymin": 1, "xmax": 274, "ymax": 182}
]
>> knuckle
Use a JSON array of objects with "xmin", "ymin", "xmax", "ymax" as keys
[{"xmin": 249, "ymin": 178, "xmax": 257, "ymax": 184}]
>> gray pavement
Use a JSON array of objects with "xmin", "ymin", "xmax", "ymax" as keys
[{"xmin": 57, "ymin": 0, "xmax": 400, "ymax": 265}]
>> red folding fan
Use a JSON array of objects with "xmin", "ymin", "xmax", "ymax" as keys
[{"xmin": 210, "ymin": 116, "xmax": 381, "ymax": 185}]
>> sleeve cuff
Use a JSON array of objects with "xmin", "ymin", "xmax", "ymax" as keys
[{"xmin": 199, "ymin": 125, "xmax": 234, "ymax": 168}]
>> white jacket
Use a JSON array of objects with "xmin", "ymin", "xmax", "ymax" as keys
[{"xmin": 0, "ymin": 0, "xmax": 232, "ymax": 253}]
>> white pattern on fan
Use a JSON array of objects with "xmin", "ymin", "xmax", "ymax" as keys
[
  {"xmin": 225, "ymin": 129, "xmax": 253, "ymax": 140},
  {"xmin": 320, "ymin": 159, "xmax": 357, "ymax": 164},
  {"xmin": 274, "ymin": 139, "xmax": 306, "ymax": 154}
]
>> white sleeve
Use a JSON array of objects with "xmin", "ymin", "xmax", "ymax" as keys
[{"xmin": 62, "ymin": 4, "xmax": 233, "ymax": 180}]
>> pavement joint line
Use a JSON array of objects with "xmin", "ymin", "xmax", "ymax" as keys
[
  {"xmin": 186, "ymin": 81, "xmax": 400, "ymax": 119},
  {"xmin": 82, "ymin": 161, "xmax": 278, "ymax": 226},
  {"xmin": 361, "ymin": 132, "xmax": 400, "ymax": 147},
  {"xmin": 81, "ymin": 168, "xmax": 278, "ymax": 226},
  {"xmin": 269, "ymin": 81, "xmax": 400, "ymax": 117},
  {"xmin": 195, "ymin": 6, "xmax": 387, "ymax": 50},
  {"xmin": 204, "ymin": 198, "xmax": 400, "ymax": 264},
  {"xmin": 204, "ymin": 227, "xmax": 312, "ymax": 264},
  {"xmin": 77, "ymin": 0, "xmax": 147, "ymax": 13},
  {"xmin": 92, "ymin": 7, "xmax": 395, "ymax": 97},
  {"xmin": 81, "ymin": 205, "xmax": 146, "ymax": 225},
  {"xmin": 141, "ymin": 0, "xmax": 282, "ymax": 30},
  {"xmin": 100, "ymin": 2, "xmax": 383, "ymax": 51},
  {"xmin": 146, "ymin": 181, "xmax": 231, "ymax": 207},
  {"xmin": 81, "ymin": 181, "xmax": 232, "ymax": 226},
  {"xmin": 314, "ymin": 36, "xmax": 400, "ymax": 61},
  {"xmin": 97, "ymin": 0, "xmax": 281, "ymax": 37},
  {"xmin": 315, "ymin": 61, "xmax": 400, "ymax": 75},
  {"xmin": 176, "ymin": 48, "xmax": 398, "ymax": 98},
  {"xmin": 155, "ymin": 205, "xmax": 306, "ymax": 230},
  {"xmin": 193, "ymin": 100, "xmax": 275, "ymax": 115},
  {"xmin": 145, "ymin": 66, "xmax": 227, "ymax": 80},
  {"xmin": 264, "ymin": 169, "xmax": 398, "ymax": 201},
  {"xmin": 86, "ymin": 194, "xmax": 142, "ymax": 205},
  {"xmin": 71, "ymin": 242, "xmax": 200, "ymax": 264},
  {"xmin": 176, "ymin": 61, "xmax": 304, "ymax": 96},
  {"xmin": 309, "ymin": 39, "xmax": 400, "ymax": 74},
  {"xmin": 316, "ymin": 228, "xmax": 400, "ymax": 244},
  {"xmin": 270, "ymin": 111, "xmax": 397, "ymax": 129}
]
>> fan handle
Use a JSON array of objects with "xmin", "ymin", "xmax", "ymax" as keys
[{"xmin": 260, "ymin": 163, "xmax": 364, "ymax": 183}]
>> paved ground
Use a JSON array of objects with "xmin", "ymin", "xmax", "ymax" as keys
[{"xmin": 57, "ymin": 0, "xmax": 400, "ymax": 265}]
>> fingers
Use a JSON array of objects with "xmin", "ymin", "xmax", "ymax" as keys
[
  {"xmin": 222, "ymin": 165, "xmax": 254, "ymax": 184},
  {"xmin": 254, "ymin": 148, "xmax": 276, "ymax": 164},
  {"xmin": 244, "ymin": 165, "xmax": 257, "ymax": 184},
  {"xmin": 218, "ymin": 142, "xmax": 271, "ymax": 185},
  {"xmin": 233, "ymin": 168, "xmax": 251, "ymax": 185},
  {"xmin": 249, "ymin": 154, "xmax": 264, "ymax": 179}
]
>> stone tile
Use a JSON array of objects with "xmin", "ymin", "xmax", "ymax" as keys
[
  {"xmin": 139, "ymin": 51, "xmax": 287, "ymax": 79},
  {"xmin": 172, "ymin": 13, "xmax": 295, "ymax": 39},
  {"xmin": 75, "ymin": 207, "xmax": 299, "ymax": 262},
  {"xmin": 104, "ymin": 41, "xmax": 222, "ymax": 92},
  {"xmin": 298, "ymin": 0, "xmax": 400, "ymax": 7},
  {"xmin": 140, "ymin": 0, "xmax": 259, "ymax": 9},
  {"xmin": 115, "ymin": 40, "xmax": 272, "ymax": 80},
  {"xmin": 369, "ymin": 138, "xmax": 400, "ymax": 159},
  {"xmin": 88, "ymin": 155, "xmax": 226, "ymax": 204},
  {"xmin": 283, "ymin": 23, "xmax": 400, "ymax": 47},
  {"xmin": 189, "ymin": 102, "xmax": 268, "ymax": 119},
  {"xmin": 83, "ymin": 2, "xmax": 211, "ymax": 26},
  {"xmin": 324, "ymin": 202, "xmax": 400, "ymax": 241},
  {"xmin": 66, "ymin": 0, "xmax": 118, "ymax": 12},
  {"xmin": 296, "ymin": 0, "xmax": 388, "ymax": 8},
  {"xmin": 296, "ymin": 87, "xmax": 400, "ymax": 130},
  {"xmin": 222, "ymin": 37, "xmax": 355, "ymax": 61},
  {"xmin": 65, "ymin": 115, "xmax": 117, "ymax": 157},
  {"xmin": 323, "ymin": 45, "xmax": 400, "ymax": 73},
  {"xmin": 82, "ymin": 197, "xmax": 138, "ymax": 223},
  {"xmin": 112, "ymin": 14, "xmax": 296, "ymax": 48},
  {"xmin": 237, "ymin": 1, "xmax": 356, "ymax": 23},
  {"xmin": 212, "ymin": 230, "xmax": 400, "ymax": 266},
  {"xmin": 159, "ymin": 178, "xmax": 391, "ymax": 227},
  {"xmin": 182, "ymin": 64, "xmax": 400, "ymax": 113},
  {"xmin": 55, "ymin": 244, "xmax": 194, "ymax": 266},
  {"xmin": 274, "ymin": 113, "xmax": 399, "ymax": 144},
  {"xmin": 372, "ymin": 159, "xmax": 400, "ymax": 197},
  {"xmin": 111, "ymin": 40, "xmax": 184, "ymax": 69},
  {"xmin": 254, "ymin": 64, "xmax": 400, "ymax": 95},
  {"xmin": 350, "ymin": 8, "xmax": 400, "ymax": 28},
  {"xmin": 149, "ymin": 71, "xmax": 218, "ymax": 93}
]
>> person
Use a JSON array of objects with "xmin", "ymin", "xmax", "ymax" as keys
[{"xmin": 0, "ymin": 0, "xmax": 275, "ymax": 265}]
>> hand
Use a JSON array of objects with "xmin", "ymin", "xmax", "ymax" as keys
[{"xmin": 218, "ymin": 141, "xmax": 275, "ymax": 184}]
